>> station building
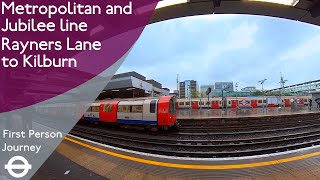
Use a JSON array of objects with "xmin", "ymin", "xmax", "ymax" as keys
[
  {"xmin": 310, "ymin": 90, "xmax": 320, "ymax": 108},
  {"xmin": 97, "ymin": 71, "xmax": 170, "ymax": 99},
  {"xmin": 241, "ymin": 86, "xmax": 257, "ymax": 92},
  {"xmin": 169, "ymin": 90, "xmax": 179, "ymax": 97}
]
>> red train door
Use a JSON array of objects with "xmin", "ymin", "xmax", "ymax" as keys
[
  {"xmin": 99, "ymin": 101, "xmax": 118, "ymax": 123},
  {"xmin": 231, "ymin": 100, "xmax": 238, "ymax": 108},
  {"xmin": 211, "ymin": 101, "xmax": 219, "ymax": 109},
  {"xmin": 284, "ymin": 99, "xmax": 291, "ymax": 107},
  {"xmin": 251, "ymin": 100, "xmax": 258, "ymax": 108},
  {"xmin": 192, "ymin": 101, "xmax": 199, "ymax": 109}
]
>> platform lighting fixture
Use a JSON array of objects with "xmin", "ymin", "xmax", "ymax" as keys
[
  {"xmin": 258, "ymin": 79, "xmax": 267, "ymax": 112},
  {"xmin": 247, "ymin": 0, "xmax": 299, "ymax": 6}
]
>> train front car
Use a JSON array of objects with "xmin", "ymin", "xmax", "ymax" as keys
[
  {"xmin": 83, "ymin": 102, "xmax": 101, "ymax": 121},
  {"xmin": 157, "ymin": 96, "xmax": 178, "ymax": 130}
]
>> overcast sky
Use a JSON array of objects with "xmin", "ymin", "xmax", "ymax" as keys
[{"xmin": 117, "ymin": 14, "xmax": 320, "ymax": 92}]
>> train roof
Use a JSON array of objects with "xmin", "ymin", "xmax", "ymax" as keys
[{"xmin": 101, "ymin": 96, "xmax": 173, "ymax": 101}]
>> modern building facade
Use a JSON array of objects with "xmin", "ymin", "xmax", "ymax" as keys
[
  {"xmin": 179, "ymin": 80, "xmax": 198, "ymax": 99},
  {"xmin": 200, "ymin": 85, "xmax": 215, "ymax": 98},
  {"xmin": 215, "ymin": 82, "xmax": 234, "ymax": 91}
]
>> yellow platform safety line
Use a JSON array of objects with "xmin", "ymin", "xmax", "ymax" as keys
[{"xmin": 65, "ymin": 136, "xmax": 320, "ymax": 170}]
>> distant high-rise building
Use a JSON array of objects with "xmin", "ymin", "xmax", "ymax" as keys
[
  {"xmin": 214, "ymin": 82, "xmax": 234, "ymax": 92},
  {"xmin": 200, "ymin": 85, "xmax": 215, "ymax": 97},
  {"xmin": 179, "ymin": 80, "xmax": 198, "ymax": 99}
]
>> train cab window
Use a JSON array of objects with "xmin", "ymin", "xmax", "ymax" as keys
[
  {"xmin": 132, "ymin": 105, "xmax": 143, "ymax": 113},
  {"xmin": 103, "ymin": 103, "xmax": 113, "ymax": 112},
  {"xmin": 169, "ymin": 99, "xmax": 176, "ymax": 114},
  {"xmin": 150, "ymin": 100, "xmax": 157, "ymax": 113},
  {"xmin": 86, "ymin": 107, "xmax": 91, "ymax": 112},
  {"xmin": 179, "ymin": 102, "xmax": 184, "ymax": 106},
  {"xmin": 258, "ymin": 100, "xmax": 262, "ymax": 103},
  {"xmin": 91, "ymin": 106, "xmax": 100, "ymax": 112}
]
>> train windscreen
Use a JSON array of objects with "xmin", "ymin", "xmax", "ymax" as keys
[{"xmin": 169, "ymin": 98, "xmax": 176, "ymax": 114}]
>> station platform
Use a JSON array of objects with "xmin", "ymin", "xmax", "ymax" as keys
[
  {"xmin": 177, "ymin": 107, "xmax": 316, "ymax": 119},
  {"xmin": 34, "ymin": 135, "xmax": 320, "ymax": 180},
  {"xmin": 32, "ymin": 152, "xmax": 106, "ymax": 180}
]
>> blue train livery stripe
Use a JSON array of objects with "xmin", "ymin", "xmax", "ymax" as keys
[
  {"xmin": 84, "ymin": 117, "xmax": 100, "ymax": 121},
  {"xmin": 117, "ymin": 119, "xmax": 157, "ymax": 125}
]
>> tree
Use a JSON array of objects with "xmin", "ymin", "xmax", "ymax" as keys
[{"xmin": 191, "ymin": 90, "xmax": 200, "ymax": 98}]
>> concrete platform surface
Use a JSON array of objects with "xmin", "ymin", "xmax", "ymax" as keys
[
  {"xmin": 31, "ymin": 135, "xmax": 320, "ymax": 180},
  {"xmin": 32, "ymin": 151, "xmax": 107, "ymax": 180}
]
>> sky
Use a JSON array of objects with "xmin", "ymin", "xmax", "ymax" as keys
[{"xmin": 117, "ymin": 14, "xmax": 320, "ymax": 92}]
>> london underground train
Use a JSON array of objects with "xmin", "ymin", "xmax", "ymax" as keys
[
  {"xmin": 176, "ymin": 96, "xmax": 309, "ymax": 109},
  {"xmin": 82, "ymin": 96, "xmax": 178, "ymax": 130}
]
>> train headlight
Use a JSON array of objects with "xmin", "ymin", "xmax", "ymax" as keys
[{"xmin": 170, "ymin": 116, "xmax": 172, "ymax": 119}]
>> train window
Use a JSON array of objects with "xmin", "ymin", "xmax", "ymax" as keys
[
  {"xmin": 86, "ymin": 107, "xmax": 90, "ymax": 112},
  {"xmin": 263, "ymin": 100, "xmax": 266, "ymax": 103},
  {"xmin": 199, "ymin": 101, "xmax": 204, "ymax": 105},
  {"xmin": 228, "ymin": 101, "xmax": 231, "ymax": 105},
  {"xmin": 118, "ymin": 105, "xmax": 130, "ymax": 113},
  {"xmin": 304, "ymin": 99, "xmax": 307, "ymax": 102},
  {"xmin": 103, "ymin": 103, "xmax": 113, "ymax": 112},
  {"xmin": 258, "ymin": 100, "xmax": 262, "ymax": 103},
  {"xmin": 91, "ymin": 106, "xmax": 100, "ymax": 112},
  {"xmin": 179, "ymin": 102, "xmax": 184, "ymax": 105},
  {"xmin": 132, "ymin": 105, "xmax": 143, "ymax": 113},
  {"xmin": 150, "ymin": 100, "xmax": 157, "ymax": 113},
  {"xmin": 185, "ymin": 102, "xmax": 190, "ymax": 105}
]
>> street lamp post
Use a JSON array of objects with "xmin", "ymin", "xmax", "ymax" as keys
[
  {"xmin": 187, "ymin": 85, "xmax": 192, "ymax": 110},
  {"xmin": 235, "ymin": 83, "xmax": 239, "ymax": 113},
  {"xmin": 258, "ymin": 79, "xmax": 267, "ymax": 112},
  {"xmin": 221, "ymin": 85, "xmax": 231, "ymax": 113},
  {"xmin": 279, "ymin": 74, "xmax": 288, "ymax": 108}
]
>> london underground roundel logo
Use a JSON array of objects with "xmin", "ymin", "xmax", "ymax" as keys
[
  {"xmin": 240, "ymin": 99, "xmax": 249, "ymax": 106},
  {"xmin": 4, "ymin": 156, "xmax": 32, "ymax": 178}
]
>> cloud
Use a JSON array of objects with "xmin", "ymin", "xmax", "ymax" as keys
[
  {"xmin": 118, "ymin": 19, "xmax": 260, "ymax": 92},
  {"xmin": 226, "ymin": 22, "xmax": 259, "ymax": 49},
  {"xmin": 172, "ymin": 14, "xmax": 239, "ymax": 33},
  {"xmin": 118, "ymin": 14, "xmax": 320, "ymax": 93},
  {"xmin": 278, "ymin": 34, "xmax": 320, "ymax": 62}
]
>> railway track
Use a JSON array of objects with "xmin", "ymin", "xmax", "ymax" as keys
[{"xmin": 70, "ymin": 115, "xmax": 320, "ymax": 158}]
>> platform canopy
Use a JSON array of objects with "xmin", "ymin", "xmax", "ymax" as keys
[{"xmin": 145, "ymin": 0, "xmax": 320, "ymax": 26}]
